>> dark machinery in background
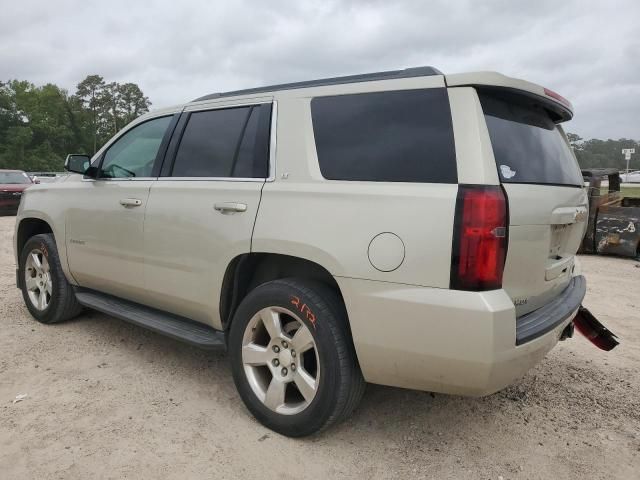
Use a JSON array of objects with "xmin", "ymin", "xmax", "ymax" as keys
[{"xmin": 579, "ymin": 169, "xmax": 640, "ymax": 258}]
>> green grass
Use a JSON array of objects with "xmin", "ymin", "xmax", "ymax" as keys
[
  {"xmin": 595, "ymin": 184, "xmax": 640, "ymax": 198},
  {"xmin": 621, "ymin": 185, "xmax": 640, "ymax": 198}
]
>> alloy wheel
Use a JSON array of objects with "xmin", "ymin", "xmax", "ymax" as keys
[
  {"xmin": 241, "ymin": 306, "xmax": 320, "ymax": 415},
  {"xmin": 25, "ymin": 249, "xmax": 52, "ymax": 311}
]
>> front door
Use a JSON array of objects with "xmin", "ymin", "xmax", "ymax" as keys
[{"xmin": 66, "ymin": 115, "xmax": 175, "ymax": 302}]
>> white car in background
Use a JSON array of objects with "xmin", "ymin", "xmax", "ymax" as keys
[
  {"xmin": 28, "ymin": 173, "xmax": 68, "ymax": 184},
  {"xmin": 620, "ymin": 170, "xmax": 640, "ymax": 183}
]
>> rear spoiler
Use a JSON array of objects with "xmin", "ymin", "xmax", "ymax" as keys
[{"xmin": 445, "ymin": 71, "xmax": 573, "ymax": 122}]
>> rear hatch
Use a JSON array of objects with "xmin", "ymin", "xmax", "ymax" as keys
[{"xmin": 477, "ymin": 89, "xmax": 588, "ymax": 316}]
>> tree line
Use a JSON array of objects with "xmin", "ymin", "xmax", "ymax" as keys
[
  {"xmin": 0, "ymin": 75, "xmax": 150, "ymax": 172},
  {"xmin": 567, "ymin": 133, "xmax": 639, "ymax": 172},
  {"xmin": 0, "ymin": 77, "xmax": 637, "ymax": 173}
]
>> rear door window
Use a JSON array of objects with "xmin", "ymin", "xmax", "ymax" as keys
[
  {"xmin": 478, "ymin": 91, "xmax": 582, "ymax": 186},
  {"xmin": 311, "ymin": 89, "xmax": 457, "ymax": 183},
  {"xmin": 171, "ymin": 104, "xmax": 271, "ymax": 178}
]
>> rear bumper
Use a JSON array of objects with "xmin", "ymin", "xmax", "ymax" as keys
[
  {"xmin": 337, "ymin": 275, "xmax": 584, "ymax": 396},
  {"xmin": 516, "ymin": 275, "xmax": 586, "ymax": 345}
]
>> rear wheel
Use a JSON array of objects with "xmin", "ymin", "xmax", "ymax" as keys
[
  {"xmin": 228, "ymin": 278, "xmax": 365, "ymax": 437},
  {"xmin": 19, "ymin": 234, "xmax": 82, "ymax": 324}
]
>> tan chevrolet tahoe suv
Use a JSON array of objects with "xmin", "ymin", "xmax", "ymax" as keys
[{"xmin": 14, "ymin": 67, "xmax": 588, "ymax": 436}]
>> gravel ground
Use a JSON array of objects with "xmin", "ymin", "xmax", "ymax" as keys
[{"xmin": 0, "ymin": 215, "xmax": 638, "ymax": 479}]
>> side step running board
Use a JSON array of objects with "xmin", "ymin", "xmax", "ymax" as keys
[{"xmin": 75, "ymin": 289, "xmax": 226, "ymax": 350}]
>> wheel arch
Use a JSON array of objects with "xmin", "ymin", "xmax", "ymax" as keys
[
  {"xmin": 16, "ymin": 217, "xmax": 54, "ymax": 262},
  {"xmin": 220, "ymin": 253, "xmax": 347, "ymax": 332}
]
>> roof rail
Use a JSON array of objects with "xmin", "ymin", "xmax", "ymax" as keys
[{"xmin": 192, "ymin": 66, "xmax": 443, "ymax": 102}]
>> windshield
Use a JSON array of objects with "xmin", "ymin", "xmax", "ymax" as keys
[
  {"xmin": 0, "ymin": 172, "xmax": 31, "ymax": 184},
  {"xmin": 479, "ymin": 91, "xmax": 583, "ymax": 187}
]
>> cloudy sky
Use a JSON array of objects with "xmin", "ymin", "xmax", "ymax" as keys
[{"xmin": 2, "ymin": 0, "xmax": 639, "ymax": 139}]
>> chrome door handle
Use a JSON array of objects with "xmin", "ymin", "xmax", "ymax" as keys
[
  {"xmin": 119, "ymin": 198, "xmax": 143, "ymax": 207},
  {"xmin": 214, "ymin": 202, "xmax": 247, "ymax": 214}
]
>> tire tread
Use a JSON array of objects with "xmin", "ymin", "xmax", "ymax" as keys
[{"xmin": 275, "ymin": 279, "xmax": 365, "ymax": 433}]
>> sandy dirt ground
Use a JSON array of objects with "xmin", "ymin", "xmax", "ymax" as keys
[{"xmin": 0, "ymin": 215, "xmax": 638, "ymax": 479}]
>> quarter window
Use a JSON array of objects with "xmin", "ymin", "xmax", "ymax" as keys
[{"xmin": 311, "ymin": 89, "xmax": 457, "ymax": 183}]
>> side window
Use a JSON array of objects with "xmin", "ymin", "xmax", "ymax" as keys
[
  {"xmin": 310, "ymin": 89, "xmax": 457, "ymax": 183},
  {"xmin": 171, "ymin": 104, "xmax": 271, "ymax": 178},
  {"xmin": 100, "ymin": 116, "xmax": 173, "ymax": 179}
]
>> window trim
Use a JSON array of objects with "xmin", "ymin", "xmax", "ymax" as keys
[
  {"xmin": 159, "ymin": 100, "xmax": 276, "ymax": 182},
  {"xmin": 92, "ymin": 114, "xmax": 179, "ymax": 182}
]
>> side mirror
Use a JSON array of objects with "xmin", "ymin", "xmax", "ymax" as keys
[
  {"xmin": 64, "ymin": 154, "xmax": 91, "ymax": 175},
  {"xmin": 32, "ymin": 176, "xmax": 40, "ymax": 184}
]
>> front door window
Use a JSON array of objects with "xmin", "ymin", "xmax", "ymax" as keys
[{"xmin": 100, "ymin": 116, "xmax": 173, "ymax": 179}]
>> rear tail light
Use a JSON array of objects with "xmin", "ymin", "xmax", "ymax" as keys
[
  {"xmin": 573, "ymin": 307, "xmax": 619, "ymax": 351},
  {"xmin": 450, "ymin": 185, "xmax": 508, "ymax": 291}
]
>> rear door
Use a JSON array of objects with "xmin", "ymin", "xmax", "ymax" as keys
[
  {"xmin": 477, "ymin": 90, "xmax": 588, "ymax": 316},
  {"xmin": 142, "ymin": 101, "xmax": 273, "ymax": 328}
]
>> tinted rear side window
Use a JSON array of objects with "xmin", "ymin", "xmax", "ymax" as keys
[
  {"xmin": 171, "ymin": 104, "xmax": 271, "ymax": 178},
  {"xmin": 479, "ymin": 91, "xmax": 582, "ymax": 186},
  {"xmin": 311, "ymin": 89, "xmax": 457, "ymax": 183}
]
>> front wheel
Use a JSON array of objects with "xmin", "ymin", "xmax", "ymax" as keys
[
  {"xmin": 228, "ymin": 278, "xmax": 365, "ymax": 437},
  {"xmin": 19, "ymin": 233, "xmax": 82, "ymax": 324}
]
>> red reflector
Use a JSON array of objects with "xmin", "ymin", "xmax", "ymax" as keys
[
  {"xmin": 451, "ymin": 186, "xmax": 508, "ymax": 291},
  {"xmin": 543, "ymin": 87, "xmax": 571, "ymax": 108}
]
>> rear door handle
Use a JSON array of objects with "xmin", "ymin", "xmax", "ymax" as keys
[
  {"xmin": 119, "ymin": 198, "xmax": 143, "ymax": 207},
  {"xmin": 214, "ymin": 202, "xmax": 247, "ymax": 214}
]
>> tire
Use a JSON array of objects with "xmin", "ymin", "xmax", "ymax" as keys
[
  {"xmin": 228, "ymin": 278, "xmax": 365, "ymax": 437},
  {"xmin": 19, "ymin": 233, "xmax": 82, "ymax": 324}
]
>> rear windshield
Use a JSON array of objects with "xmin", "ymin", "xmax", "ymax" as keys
[{"xmin": 479, "ymin": 91, "xmax": 582, "ymax": 187}]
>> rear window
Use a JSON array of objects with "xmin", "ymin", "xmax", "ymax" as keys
[
  {"xmin": 311, "ymin": 89, "xmax": 457, "ymax": 183},
  {"xmin": 479, "ymin": 90, "xmax": 582, "ymax": 187},
  {"xmin": 171, "ymin": 104, "xmax": 271, "ymax": 178}
]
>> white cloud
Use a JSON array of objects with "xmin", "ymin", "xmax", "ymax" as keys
[{"xmin": 1, "ymin": 0, "xmax": 638, "ymax": 138}]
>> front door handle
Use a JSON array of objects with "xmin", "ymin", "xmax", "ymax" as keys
[
  {"xmin": 214, "ymin": 202, "xmax": 247, "ymax": 214},
  {"xmin": 119, "ymin": 198, "xmax": 143, "ymax": 207}
]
